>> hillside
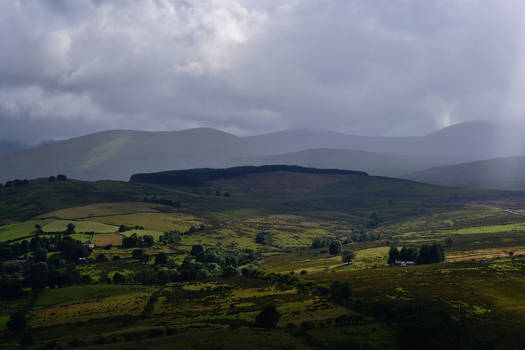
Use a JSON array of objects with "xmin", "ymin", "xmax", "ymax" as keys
[
  {"xmin": 227, "ymin": 148, "xmax": 454, "ymax": 177},
  {"xmin": 404, "ymin": 156, "xmax": 525, "ymax": 191},
  {"xmin": 3, "ymin": 167, "xmax": 525, "ymax": 349},
  {"xmin": 0, "ymin": 128, "xmax": 245, "ymax": 182},
  {"xmin": 1, "ymin": 121, "xmax": 525, "ymax": 182},
  {"xmin": 0, "ymin": 140, "xmax": 28, "ymax": 155}
]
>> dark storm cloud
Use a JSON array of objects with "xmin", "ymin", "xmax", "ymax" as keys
[{"xmin": 0, "ymin": 0, "xmax": 524, "ymax": 142}]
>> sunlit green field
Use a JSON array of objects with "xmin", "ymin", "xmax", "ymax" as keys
[{"xmin": 0, "ymin": 219, "xmax": 55, "ymax": 242}]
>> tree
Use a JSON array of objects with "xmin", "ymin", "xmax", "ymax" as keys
[
  {"xmin": 255, "ymin": 232, "xmax": 273, "ymax": 246},
  {"xmin": 140, "ymin": 254, "xmax": 150, "ymax": 265},
  {"xmin": 222, "ymin": 265, "xmax": 238, "ymax": 277},
  {"xmin": 255, "ymin": 305, "xmax": 281, "ymax": 329},
  {"xmin": 7, "ymin": 312, "xmax": 27, "ymax": 333},
  {"xmin": 143, "ymin": 235, "xmax": 154, "ymax": 247},
  {"xmin": 65, "ymin": 223, "xmax": 76, "ymax": 234},
  {"xmin": 112, "ymin": 272, "xmax": 125, "ymax": 284},
  {"xmin": 154, "ymin": 252, "xmax": 168, "ymax": 265},
  {"xmin": 387, "ymin": 246, "xmax": 399, "ymax": 265},
  {"xmin": 159, "ymin": 231, "xmax": 181, "ymax": 245},
  {"xmin": 342, "ymin": 250, "xmax": 356, "ymax": 264},
  {"xmin": 132, "ymin": 249, "xmax": 144, "ymax": 260},
  {"xmin": 57, "ymin": 174, "xmax": 68, "ymax": 181},
  {"xmin": 329, "ymin": 240, "xmax": 343, "ymax": 255},
  {"xmin": 95, "ymin": 253, "xmax": 108, "ymax": 263},
  {"xmin": 191, "ymin": 244, "xmax": 204, "ymax": 256},
  {"xmin": 33, "ymin": 248, "xmax": 48, "ymax": 262}
]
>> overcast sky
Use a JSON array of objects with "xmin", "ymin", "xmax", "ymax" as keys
[{"xmin": 0, "ymin": 0, "xmax": 524, "ymax": 142}]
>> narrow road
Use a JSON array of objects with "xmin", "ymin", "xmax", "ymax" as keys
[{"xmin": 504, "ymin": 209, "xmax": 525, "ymax": 217}]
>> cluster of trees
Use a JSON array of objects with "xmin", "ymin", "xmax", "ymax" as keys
[
  {"xmin": 158, "ymin": 225, "xmax": 206, "ymax": 245},
  {"xmin": 159, "ymin": 230, "xmax": 181, "ymax": 245},
  {"xmin": 388, "ymin": 244, "xmax": 445, "ymax": 265},
  {"xmin": 310, "ymin": 237, "xmax": 336, "ymax": 249},
  {"xmin": 118, "ymin": 225, "xmax": 144, "ymax": 232},
  {"xmin": 122, "ymin": 233, "xmax": 154, "ymax": 248},
  {"xmin": 105, "ymin": 247, "xmax": 259, "ymax": 285},
  {"xmin": 0, "ymin": 235, "xmax": 90, "ymax": 264},
  {"xmin": 344, "ymin": 231, "xmax": 381, "ymax": 243},
  {"xmin": 143, "ymin": 196, "xmax": 180, "ymax": 207},
  {"xmin": 1, "ymin": 261, "xmax": 91, "ymax": 299},
  {"xmin": 214, "ymin": 190, "xmax": 231, "ymax": 197},
  {"xmin": 0, "ymin": 234, "xmax": 96, "ymax": 300},
  {"xmin": 310, "ymin": 237, "xmax": 356, "ymax": 263},
  {"xmin": 2, "ymin": 179, "xmax": 29, "ymax": 188},
  {"xmin": 311, "ymin": 237, "xmax": 344, "ymax": 255},
  {"xmin": 48, "ymin": 174, "xmax": 68, "ymax": 182}
]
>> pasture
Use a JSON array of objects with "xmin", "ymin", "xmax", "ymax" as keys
[
  {"xmin": 0, "ymin": 219, "xmax": 54, "ymax": 242},
  {"xmin": 42, "ymin": 220, "xmax": 118, "ymax": 233}
]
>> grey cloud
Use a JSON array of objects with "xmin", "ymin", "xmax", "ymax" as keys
[{"xmin": 0, "ymin": 0, "xmax": 524, "ymax": 142}]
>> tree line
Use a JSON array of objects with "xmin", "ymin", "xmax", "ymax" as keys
[{"xmin": 388, "ymin": 244, "xmax": 445, "ymax": 265}]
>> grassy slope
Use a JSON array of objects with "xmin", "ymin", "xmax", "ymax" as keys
[{"xmin": 0, "ymin": 178, "xmax": 189, "ymax": 223}]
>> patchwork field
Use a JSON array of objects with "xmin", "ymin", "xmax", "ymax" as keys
[
  {"xmin": 0, "ymin": 219, "xmax": 55, "ymax": 242},
  {"xmin": 43, "ymin": 220, "xmax": 118, "ymax": 233},
  {"xmin": 92, "ymin": 233, "xmax": 123, "ymax": 246},
  {"xmin": 90, "ymin": 212, "xmax": 204, "ymax": 232},
  {"xmin": 38, "ymin": 202, "xmax": 171, "ymax": 219}
]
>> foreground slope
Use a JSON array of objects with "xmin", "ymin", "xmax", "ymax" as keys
[{"xmin": 3, "ymin": 167, "xmax": 525, "ymax": 349}]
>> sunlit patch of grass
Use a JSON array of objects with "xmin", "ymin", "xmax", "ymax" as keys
[
  {"xmin": 90, "ymin": 212, "xmax": 204, "ymax": 232},
  {"xmin": 43, "ymin": 220, "xmax": 118, "ymax": 233},
  {"xmin": 0, "ymin": 315, "xmax": 9, "ymax": 330},
  {"xmin": 37, "ymin": 202, "xmax": 170, "ymax": 219},
  {"xmin": 0, "ymin": 219, "xmax": 55, "ymax": 242},
  {"xmin": 92, "ymin": 233, "xmax": 123, "ymax": 246}
]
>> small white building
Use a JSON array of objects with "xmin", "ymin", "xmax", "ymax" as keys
[{"xmin": 395, "ymin": 260, "xmax": 415, "ymax": 267}]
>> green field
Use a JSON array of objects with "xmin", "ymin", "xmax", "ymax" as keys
[
  {"xmin": 42, "ymin": 220, "xmax": 118, "ymax": 233},
  {"xmin": 0, "ymin": 219, "xmax": 55, "ymax": 242}
]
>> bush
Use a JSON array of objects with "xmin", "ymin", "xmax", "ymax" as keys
[
  {"xmin": 222, "ymin": 265, "xmax": 238, "ymax": 277},
  {"xmin": 112, "ymin": 272, "xmax": 125, "ymax": 284},
  {"xmin": 191, "ymin": 245, "xmax": 204, "ymax": 256},
  {"xmin": 7, "ymin": 312, "xmax": 27, "ymax": 333},
  {"xmin": 329, "ymin": 240, "xmax": 343, "ymax": 255},
  {"xmin": 132, "ymin": 249, "xmax": 144, "ymax": 260},
  {"xmin": 95, "ymin": 253, "xmax": 108, "ymax": 263},
  {"xmin": 154, "ymin": 252, "xmax": 168, "ymax": 265},
  {"xmin": 255, "ymin": 232, "xmax": 273, "ymax": 245},
  {"xmin": 342, "ymin": 250, "xmax": 356, "ymax": 264},
  {"xmin": 255, "ymin": 305, "xmax": 280, "ymax": 329}
]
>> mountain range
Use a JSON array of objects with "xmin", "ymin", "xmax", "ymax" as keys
[{"xmin": 1, "ymin": 121, "xmax": 525, "ymax": 190}]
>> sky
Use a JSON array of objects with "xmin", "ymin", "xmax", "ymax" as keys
[{"xmin": 0, "ymin": 0, "xmax": 524, "ymax": 143}]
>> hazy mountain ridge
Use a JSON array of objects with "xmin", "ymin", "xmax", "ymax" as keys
[
  {"xmin": 0, "ymin": 141, "xmax": 29, "ymax": 155},
  {"xmin": 1, "ymin": 121, "xmax": 524, "ymax": 183},
  {"xmin": 404, "ymin": 156, "xmax": 525, "ymax": 191},
  {"xmin": 227, "ymin": 148, "xmax": 459, "ymax": 177}
]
